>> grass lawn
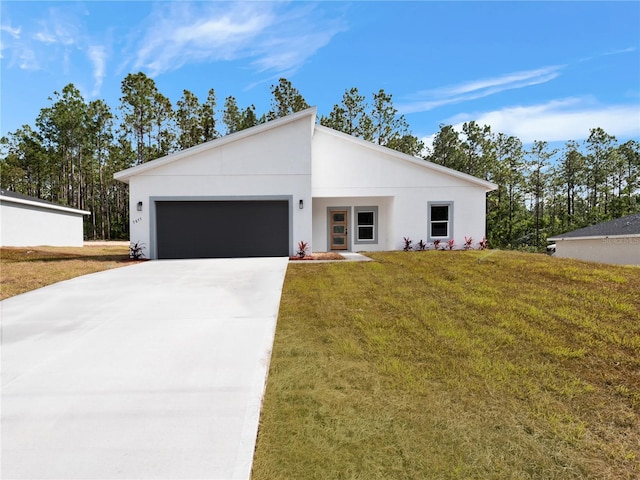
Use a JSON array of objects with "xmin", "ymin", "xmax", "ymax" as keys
[
  {"xmin": 1, "ymin": 244, "xmax": 133, "ymax": 300},
  {"xmin": 252, "ymin": 250, "xmax": 640, "ymax": 479}
]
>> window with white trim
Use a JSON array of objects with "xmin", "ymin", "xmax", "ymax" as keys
[
  {"xmin": 355, "ymin": 206, "xmax": 378, "ymax": 244},
  {"xmin": 428, "ymin": 202, "xmax": 453, "ymax": 240}
]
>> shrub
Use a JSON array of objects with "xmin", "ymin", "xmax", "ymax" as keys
[
  {"xmin": 447, "ymin": 239, "xmax": 455, "ymax": 250},
  {"xmin": 403, "ymin": 237, "xmax": 413, "ymax": 251},
  {"xmin": 433, "ymin": 239, "xmax": 442, "ymax": 250},
  {"xmin": 129, "ymin": 241, "xmax": 146, "ymax": 260},
  {"xmin": 296, "ymin": 241, "xmax": 309, "ymax": 259},
  {"xmin": 415, "ymin": 239, "xmax": 427, "ymax": 251},
  {"xmin": 464, "ymin": 236, "xmax": 473, "ymax": 250}
]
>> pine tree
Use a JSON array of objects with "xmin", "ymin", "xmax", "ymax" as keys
[{"xmin": 267, "ymin": 78, "xmax": 309, "ymax": 120}]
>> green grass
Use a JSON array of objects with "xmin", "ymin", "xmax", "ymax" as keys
[{"xmin": 252, "ymin": 250, "xmax": 640, "ymax": 479}]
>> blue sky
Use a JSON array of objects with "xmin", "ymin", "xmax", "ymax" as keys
[{"xmin": 1, "ymin": 1, "xmax": 639, "ymax": 149}]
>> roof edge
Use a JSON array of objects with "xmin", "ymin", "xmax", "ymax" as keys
[
  {"xmin": 115, "ymin": 106, "xmax": 318, "ymax": 183},
  {"xmin": 548, "ymin": 233, "xmax": 640, "ymax": 242},
  {"xmin": 0, "ymin": 195, "xmax": 91, "ymax": 215},
  {"xmin": 313, "ymin": 125, "xmax": 498, "ymax": 191}
]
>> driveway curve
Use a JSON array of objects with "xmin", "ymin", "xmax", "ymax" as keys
[{"xmin": 1, "ymin": 257, "xmax": 289, "ymax": 480}]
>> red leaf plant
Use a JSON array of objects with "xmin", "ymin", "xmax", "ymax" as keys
[{"xmin": 464, "ymin": 236, "xmax": 473, "ymax": 250}]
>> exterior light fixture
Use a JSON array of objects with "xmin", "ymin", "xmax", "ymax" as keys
[
  {"xmin": 299, "ymin": 199, "xmax": 304, "ymax": 209},
  {"xmin": 137, "ymin": 201, "xmax": 143, "ymax": 211}
]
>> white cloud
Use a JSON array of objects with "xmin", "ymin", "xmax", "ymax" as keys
[
  {"xmin": 173, "ymin": 12, "xmax": 271, "ymax": 46},
  {"xmin": 1, "ymin": 24, "xmax": 21, "ymax": 39},
  {"xmin": 87, "ymin": 45, "xmax": 107, "ymax": 97},
  {"xmin": 2, "ymin": 5, "xmax": 112, "ymax": 95},
  {"xmin": 433, "ymin": 97, "xmax": 640, "ymax": 144},
  {"xmin": 579, "ymin": 46, "xmax": 637, "ymax": 63},
  {"xmin": 436, "ymin": 66, "xmax": 563, "ymax": 97},
  {"xmin": 1, "ymin": 22, "xmax": 39, "ymax": 69},
  {"xmin": 399, "ymin": 65, "xmax": 564, "ymax": 114},
  {"xmin": 34, "ymin": 8, "xmax": 79, "ymax": 46},
  {"xmin": 251, "ymin": 28, "xmax": 338, "ymax": 74},
  {"xmin": 601, "ymin": 46, "xmax": 637, "ymax": 56},
  {"xmin": 1, "ymin": 23, "xmax": 21, "ymax": 61},
  {"xmin": 18, "ymin": 48, "xmax": 39, "ymax": 70},
  {"xmin": 34, "ymin": 31, "xmax": 57, "ymax": 44},
  {"xmin": 402, "ymin": 48, "xmax": 638, "ymax": 117},
  {"xmin": 1, "ymin": 6, "xmax": 83, "ymax": 71},
  {"xmin": 132, "ymin": 2, "xmax": 346, "ymax": 77},
  {"xmin": 134, "ymin": 3, "xmax": 273, "ymax": 75}
]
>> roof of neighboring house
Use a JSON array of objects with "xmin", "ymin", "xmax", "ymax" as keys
[
  {"xmin": 548, "ymin": 213, "xmax": 640, "ymax": 241},
  {"xmin": 2, "ymin": 189, "xmax": 58, "ymax": 206},
  {"xmin": 114, "ymin": 106, "xmax": 498, "ymax": 191},
  {"xmin": 0, "ymin": 189, "xmax": 90, "ymax": 215}
]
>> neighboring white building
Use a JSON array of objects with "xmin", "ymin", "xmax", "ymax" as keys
[
  {"xmin": 114, "ymin": 107, "xmax": 497, "ymax": 259},
  {"xmin": 548, "ymin": 213, "xmax": 640, "ymax": 266},
  {"xmin": 0, "ymin": 190, "xmax": 90, "ymax": 247}
]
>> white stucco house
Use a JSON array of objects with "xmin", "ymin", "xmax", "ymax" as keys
[
  {"xmin": 548, "ymin": 213, "xmax": 640, "ymax": 265},
  {"xmin": 0, "ymin": 190, "xmax": 90, "ymax": 247},
  {"xmin": 114, "ymin": 107, "xmax": 496, "ymax": 259}
]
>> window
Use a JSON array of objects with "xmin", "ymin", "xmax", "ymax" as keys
[
  {"xmin": 357, "ymin": 211, "xmax": 374, "ymax": 241},
  {"xmin": 428, "ymin": 202, "xmax": 453, "ymax": 240},
  {"xmin": 355, "ymin": 206, "xmax": 378, "ymax": 244}
]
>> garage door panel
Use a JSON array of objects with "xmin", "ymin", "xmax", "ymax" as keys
[{"xmin": 156, "ymin": 201, "xmax": 289, "ymax": 259}]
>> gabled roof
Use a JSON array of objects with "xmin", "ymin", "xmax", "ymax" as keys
[
  {"xmin": 314, "ymin": 124, "xmax": 497, "ymax": 191},
  {"xmin": 0, "ymin": 189, "xmax": 90, "ymax": 215},
  {"xmin": 548, "ymin": 213, "xmax": 640, "ymax": 241},
  {"xmin": 114, "ymin": 107, "xmax": 318, "ymax": 183},
  {"xmin": 113, "ymin": 106, "xmax": 497, "ymax": 191}
]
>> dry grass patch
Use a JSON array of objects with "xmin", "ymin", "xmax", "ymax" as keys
[
  {"xmin": 1, "ymin": 244, "xmax": 134, "ymax": 300},
  {"xmin": 253, "ymin": 250, "xmax": 640, "ymax": 479},
  {"xmin": 312, "ymin": 252, "xmax": 345, "ymax": 260}
]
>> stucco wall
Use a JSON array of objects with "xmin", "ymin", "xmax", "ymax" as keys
[
  {"xmin": 554, "ymin": 237, "xmax": 640, "ymax": 265},
  {"xmin": 119, "ymin": 111, "xmax": 494, "ymax": 258},
  {"xmin": 0, "ymin": 202, "xmax": 86, "ymax": 247},
  {"xmin": 127, "ymin": 114, "xmax": 313, "ymax": 258},
  {"xmin": 311, "ymin": 128, "xmax": 490, "ymax": 251}
]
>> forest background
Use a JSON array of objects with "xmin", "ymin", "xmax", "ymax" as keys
[{"xmin": 1, "ymin": 73, "xmax": 638, "ymax": 250}]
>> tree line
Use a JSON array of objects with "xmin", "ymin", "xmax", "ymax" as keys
[
  {"xmin": 428, "ymin": 124, "xmax": 639, "ymax": 249},
  {"xmin": 1, "ymin": 72, "xmax": 638, "ymax": 248}
]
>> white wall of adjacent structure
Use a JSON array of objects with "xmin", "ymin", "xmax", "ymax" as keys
[
  {"xmin": 0, "ymin": 199, "xmax": 88, "ymax": 247},
  {"xmin": 554, "ymin": 236, "xmax": 640, "ymax": 265}
]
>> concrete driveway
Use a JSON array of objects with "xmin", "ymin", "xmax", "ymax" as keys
[{"xmin": 1, "ymin": 257, "xmax": 289, "ymax": 479}]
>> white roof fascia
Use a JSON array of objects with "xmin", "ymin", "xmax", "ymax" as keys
[
  {"xmin": 314, "ymin": 124, "xmax": 498, "ymax": 191},
  {"xmin": 114, "ymin": 106, "xmax": 318, "ymax": 183},
  {"xmin": 0, "ymin": 195, "xmax": 91, "ymax": 215},
  {"xmin": 548, "ymin": 233, "xmax": 640, "ymax": 242}
]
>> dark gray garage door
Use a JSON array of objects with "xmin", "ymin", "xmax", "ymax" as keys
[{"xmin": 156, "ymin": 200, "xmax": 289, "ymax": 259}]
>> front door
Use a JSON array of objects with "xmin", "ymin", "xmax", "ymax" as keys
[{"xmin": 330, "ymin": 210, "xmax": 348, "ymax": 250}]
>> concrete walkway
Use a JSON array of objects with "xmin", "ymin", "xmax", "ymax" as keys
[
  {"xmin": 1, "ymin": 258, "xmax": 289, "ymax": 479},
  {"xmin": 339, "ymin": 252, "xmax": 373, "ymax": 262}
]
